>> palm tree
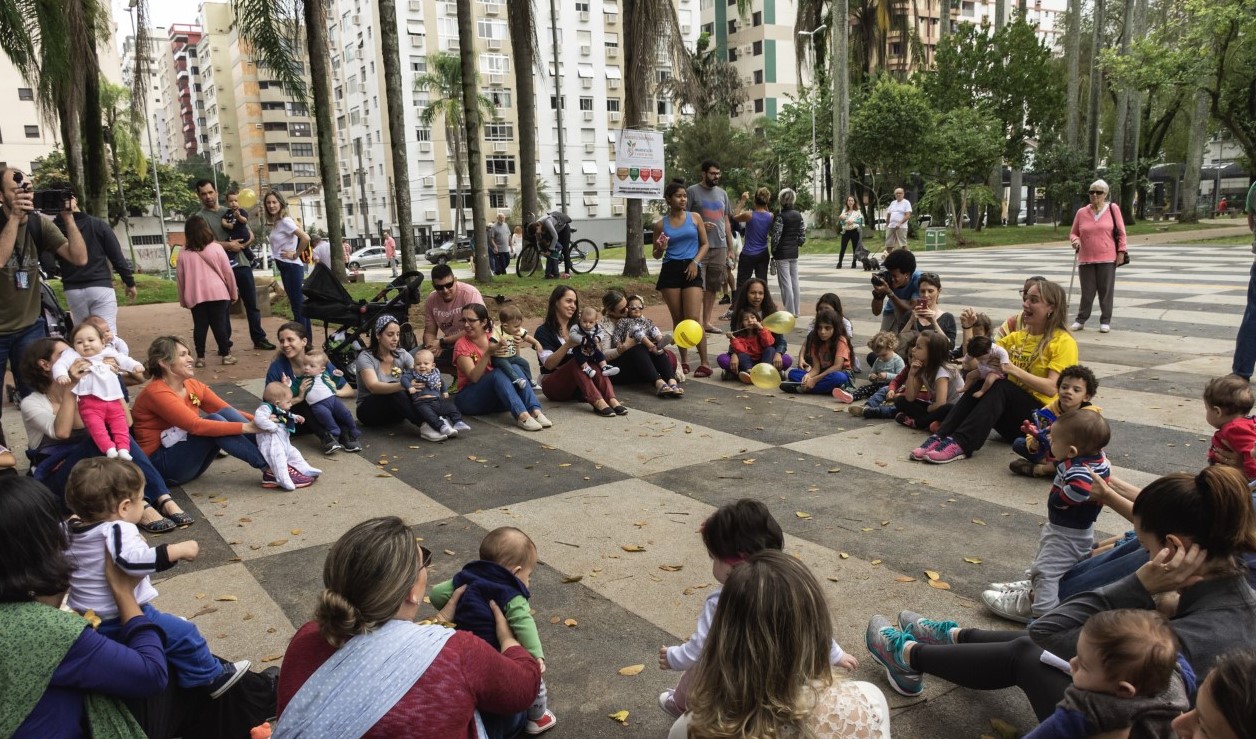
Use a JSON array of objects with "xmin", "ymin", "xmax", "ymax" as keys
[
  {"xmin": 413, "ymin": 52, "xmax": 493, "ymax": 239},
  {"xmin": 507, "ymin": 2, "xmax": 540, "ymax": 230},
  {"xmin": 455, "ymin": 0, "xmax": 492, "ymax": 281},
  {"xmin": 376, "ymin": 0, "xmax": 418, "ymax": 272},
  {"xmin": 795, "ymin": 0, "xmax": 850, "ymax": 202},
  {"xmin": 232, "ymin": 0, "xmax": 347, "ymax": 278}
]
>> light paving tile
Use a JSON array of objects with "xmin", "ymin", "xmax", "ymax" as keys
[{"xmin": 1152, "ymin": 356, "xmax": 1239, "ymax": 376}]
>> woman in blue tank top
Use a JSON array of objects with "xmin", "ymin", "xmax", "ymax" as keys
[
  {"xmin": 653, "ymin": 180, "xmax": 711, "ymax": 377},
  {"xmin": 732, "ymin": 187, "xmax": 774, "ymax": 288}
]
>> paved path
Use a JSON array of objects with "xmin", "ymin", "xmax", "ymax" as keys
[{"xmin": 3, "ymin": 241, "xmax": 1249, "ymax": 737}]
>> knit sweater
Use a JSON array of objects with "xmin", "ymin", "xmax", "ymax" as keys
[
  {"xmin": 278, "ymin": 621, "xmax": 540, "ymax": 739},
  {"xmin": 1069, "ymin": 204, "xmax": 1128, "ymax": 265},
  {"xmin": 175, "ymin": 243, "xmax": 238, "ymax": 308},
  {"xmin": 131, "ymin": 378, "xmax": 252, "ymax": 455}
]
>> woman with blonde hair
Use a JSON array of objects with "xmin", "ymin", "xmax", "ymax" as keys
[
  {"xmin": 670, "ymin": 550, "xmax": 890, "ymax": 739},
  {"xmin": 916, "ymin": 279, "xmax": 1077, "ymax": 464},
  {"xmin": 262, "ymin": 190, "xmax": 313, "ymax": 334}
]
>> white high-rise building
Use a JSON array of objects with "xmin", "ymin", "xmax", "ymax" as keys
[{"xmin": 122, "ymin": 28, "xmax": 177, "ymax": 165}]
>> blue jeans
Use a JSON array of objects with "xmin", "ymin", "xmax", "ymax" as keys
[
  {"xmin": 232, "ymin": 266, "xmax": 268, "ymax": 344},
  {"xmin": 148, "ymin": 409, "xmax": 268, "ymax": 486},
  {"xmin": 861, "ymin": 385, "xmax": 896, "ymax": 418},
  {"xmin": 1234, "ymin": 261, "xmax": 1256, "ymax": 377},
  {"xmin": 309, "ymin": 397, "xmax": 359, "ymax": 440},
  {"xmin": 275, "ymin": 261, "xmax": 311, "ymax": 335},
  {"xmin": 786, "ymin": 367, "xmax": 850, "ymax": 394},
  {"xmin": 491, "ymin": 355, "xmax": 534, "ymax": 385},
  {"xmin": 37, "ymin": 437, "xmax": 171, "ymax": 509},
  {"xmin": 1057, "ymin": 533, "xmax": 1145, "ymax": 601},
  {"xmin": 0, "ymin": 319, "xmax": 47, "ymax": 407},
  {"xmin": 455, "ymin": 370, "xmax": 541, "ymax": 417},
  {"xmin": 99, "ymin": 604, "xmax": 222, "ymax": 688}
]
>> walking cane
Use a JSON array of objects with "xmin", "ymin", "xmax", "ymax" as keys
[{"xmin": 1066, "ymin": 246, "xmax": 1079, "ymax": 309}]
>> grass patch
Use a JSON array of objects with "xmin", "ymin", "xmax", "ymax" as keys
[
  {"xmin": 46, "ymin": 274, "xmax": 179, "ymax": 308},
  {"xmin": 804, "ymin": 220, "xmax": 1233, "ymax": 253}
]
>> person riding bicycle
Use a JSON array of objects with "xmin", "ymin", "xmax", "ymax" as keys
[{"xmin": 530, "ymin": 210, "xmax": 574, "ymax": 279}]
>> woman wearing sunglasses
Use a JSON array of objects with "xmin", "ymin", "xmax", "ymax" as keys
[
  {"xmin": 276, "ymin": 517, "xmax": 542, "ymax": 738},
  {"xmin": 1068, "ymin": 179, "xmax": 1128, "ymax": 334}
]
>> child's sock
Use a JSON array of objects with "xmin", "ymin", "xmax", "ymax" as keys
[
  {"xmin": 118, "ymin": 449, "xmax": 133, "ymax": 461},
  {"xmin": 582, "ymin": 364, "xmax": 596, "ymax": 378},
  {"xmin": 106, "ymin": 448, "xmax": 119, "ymax": 458}
]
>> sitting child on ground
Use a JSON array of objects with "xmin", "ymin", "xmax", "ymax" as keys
[
  {"xmin": 726, "ymin": 309, "xmax": 780, "ymax": 384},
  {"xmin": 898, "ymin": 331, "xmax": 960, "ymax": 437},
  {"xmin": 292, "ymin": 350, "xmax": 361, "ymax": 453},
  {"xmin": 850, "ymin": 336, "xmax": 917, "ymax": 420},
  {"xmin": 983, "ymin": 409, "xmax": 1112, "ymax": 622},
  {"xmin": 781, "ymin": 307, "xmax": 853, "ymax": 398},
  {"xmin": 1203, "ymin": 374, "xmax": 1256, "ymax": 483},
  {"xmin": 854, "ymin": 331, "xmax": 906, "ymax": 401},
  {"xmin": 959, "ymin": 335, "xmax": 1010, "ymax": 399},
  {"xmin": 429, "ymin": 527, "xmax": 556, "ymax": 734},
  {"xmin": 657, "ymin": 499, "xmax": 856, "ymax": 718},
  {"xmin": 52, "ymin": 322, "xmax": 145, "ymax": 460},
  {"xmin": 254, "ymin": 382, "xmax": 322, "ymax": 490},
  {"xmin": 402, "ymin": 348, "xmax": 471, "ymax": 440},
  {"xmin": 64, "ymin": 458, "xmax": 250, "ymax": 697},
  {"xmin": 567, "ymin": 306, "xmax": 618, "ymax": 379},
  {"xmin": 1011, "ymin": 365, "xmax": 1100, "ymax": 478},
  {"xmin": 613, "ymin": 294, "xmax": 667, "ymax": 355},
  {"xmin": 1025, "ymin": 609, "xmax": 1192, "ymax": 739},
  {"xmin": 491, "ymin": 304, "xmax": 544, "ymax": 391},
  {"xmin": 815, "ymin": 292, "xmax": 861, "ymax": 373}
]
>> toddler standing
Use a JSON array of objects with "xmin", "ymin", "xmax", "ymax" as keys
[
  {"xmin": 657, "ymin": 499, "xmax": 856, "ymax": 717},
  {"xmin": 64, "ymin": 458, "xmax": 250, "ymax": 697},
  {"xmin": 491, "ymin": 304, "xmax": 543, "ymax": 390},
  {"xmin": 254, "ymin": 382, "xmax": 321, "ymax": 490},
  {"xmin": 292, "ymin": 351, "xmax": 362, "ymax": 452},
  {"xmin": 402, "ymin": 348, "xmax": 471, "ymax": 440},
  {"xmin": 1011, "ymin": 365, "xmax": 1100, "ymax": 478},
  {"xmin": 52, "ymin": 322, "xmax": 145, "ymax": 459},
  {"xmin": 567, "ymin": 306, "xmax": 618, "ymax": 378},
  {"xmin": 1203, "ymin": 374, "xmax": 1256, "ymax": 482},
  {"xmin": 429, "ymin": 527, "xmax": 556, "ymax": 735}
]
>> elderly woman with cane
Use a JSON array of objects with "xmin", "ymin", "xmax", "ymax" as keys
[{"xmin": 1068, "ymin": 179, "xmax": 1128, "ymax": 334}]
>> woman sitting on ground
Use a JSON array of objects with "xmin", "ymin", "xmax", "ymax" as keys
[
  {"xmin": 276, "ymin": 516, "xmax": 542, "ymax": 738},
  {"xmin": 266, "ymin": 321, "xmax": 354, "ymax": 453},
  {"xmin": 534, "ymin": 286, "xmax": 627, "ymax": 416},
  {"xmin": 354, "ymin": 315, "xmax": 445, "ymax": 442},
  {"xmin": 600, "ymin": 290, "xmax": 683, "ymax": 397},
  {"xmin": 20, "ymin": 337, "xmax": 193, "ymax": 531},
  {"xmin": 130, "ymin": 336, "xmax": 277, "ymax": 487},
  {"xmin": 670, "ymin": 550, "xmax": 890, "ymax": 739},
  {"xmin": 913, "ymin": 280, "xmax": 1077, "ymax": 465},
  {"xmin": 453, "ymin": 303, "xmax": 553, "ymax": 430},
  {"xmin": 893, "ymin": 271, "xmax": 956, "ymax": 360},
  {"xmin": 0, "ymin": 476, "xmax": 167, "ymax": 737},
  {"xmin": 864, "ymin": 465, "xmax": 1256, "ymax": 723}
]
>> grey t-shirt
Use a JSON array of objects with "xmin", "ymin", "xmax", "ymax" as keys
[
  {"xmin": 687, "ymin": 183, "xmax": 729, "ymax": 251},
  {"xmin": 490, "ymin": 223, "xmax": 512, "ymax": 254},
  {"xmin": 195, "ymin": 205, "xmax": 248, "ymax": 267},
  {"xmin": 353, "ymin": 349, "xmax": 412, "ymax": 406}
]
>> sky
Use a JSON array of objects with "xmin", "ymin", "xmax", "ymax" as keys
[{"xmin": 111, "ymin": 0, "xmax": 205, "ymax": 52}]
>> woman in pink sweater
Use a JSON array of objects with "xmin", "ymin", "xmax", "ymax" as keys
[
  {"xmin": 1068, "ymin": 179, "xmax": 1127, "ymax": 334},
  {"xmin": 176, "ymin": 216, "xmax": 238, "ymax": 366}
]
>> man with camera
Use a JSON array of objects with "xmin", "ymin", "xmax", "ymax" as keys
[
  {"xmin": 0, "ymin": 168, "xmax": 87, "ymax": 417},
  {"xmin": 193, "ymin": 179, "xmax": 274, "ymax": 350},
  {"xmin": 49, "ymin": 191, "xmax": 135, "ymax": 333},
  {"xmin": 870, "ymin": 249, "xmax": 923, "ymax": 333}
]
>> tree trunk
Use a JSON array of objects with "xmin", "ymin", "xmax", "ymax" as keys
[
  {"xmin": 621, "ymin": 0, "xmax": 648, "ymax": 278},
  {"xmin": 1121, "ymin": 0, "xmax": 1146, "ymax": 223},
  {"xmin": 450, "ymin": 122, "xmax": 466, "ymax": 236},
  {"xmin": 994, "ymin": 0, "xmax": 1004, "ymax": 29},
  {"xmin": 507, "ymin": 2, "xmax": 538, "ymax": 224},
  {"xmin": 1086, "ymin": 0, "xmax": 1105, "ymax": 169},
  {"xmin": 82, "ymin": 39, "xmax": 108, "ymax": 217},
  {"xmin": 938, "ymin": 0, "xmax": 950, "ymax": 47},
  {"xmin": 304, "ymin": 0, "xmax": 346, "ymax": 280},
  {"xmin": 1179, "ymin": 88, "xmax": 1208, "ymax": 223},
  {"xmin": 986, "ymin": 0, "xmax": 1005, "ymax": 229},
  {"xmin": 457, "ymin": 0, "xmax": 491, "ymax": 282},
  {"xmin": 1064, "ymin": 0, "xmax": 1082, "ymax": 147},
  {"xmin": 832, "ymin": 0, "xmax": 850, "ymax": 204},
  {"xmin": 1110, "ymin": 0, "xmax": 1133, "ymax": 214},
  {"xmin": 1009, "ymin": 167, "xmax": 1022, "ymax": 226},
  {"xmin": 59, "ymin": 99, "xmax": 84, "ymax": 203},
  {"xmin": 376, "ymin": 0, "xmax": 417, "ymax": 272}
]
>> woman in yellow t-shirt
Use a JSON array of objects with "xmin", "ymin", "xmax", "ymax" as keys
[{"xmin": 915, "ymin": 280, "xmax": 1078, "ymax": 464}]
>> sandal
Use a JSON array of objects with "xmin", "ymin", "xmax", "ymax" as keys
[
  {"xmin": 139, "ymin": 505, "xmax": 177, "ymax": 534},
  {"xmin": 693, "ymin": 365, "xmax": 714, "ymax": 378},
  {"xmin": 158, "ymin": 496, "xmax": 195, "ymax": 527},
  {"xmin": 670, "ymin": 383, "xmax": 685, "ymax": 396},
  {"xmin": 657, "ymin": 384, "xmax": 674, "ymax": 397},
  {"xmin": 194, "ymin": 358, "xmax": 206, "ymax": 368}
]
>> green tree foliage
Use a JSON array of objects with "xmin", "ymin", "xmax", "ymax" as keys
[
  {"xmin": 663, "ymin": 117, "xmax": 773, "ymax": 201},
  {"xmin": 760, "ymin": 86, "xmax": 831, "ymax": 200},
  {"xmin": 1032, "ymin": 131, "xmax": 1095, "ymax": 227},
  {"xmin": 658, "ymin": 32, "xmax": 747, "ymax": 119},
  {"xmin": 916, "ymin": 108, "xmax": 1004, "ymax": 240},
  {"xmin": 1181, "ymin": 0, "xmax": 1256, "ymax": 170},
  {"xmin": 848, "ymin": 78, "xmax": 934, "ymax": 208}
]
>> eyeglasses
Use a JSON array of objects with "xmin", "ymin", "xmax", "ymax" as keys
[
  {"xmin": 434, "ymin": 282, "xmax": 455, "ymax": 292},
  {"xmin": 1088, "ymin": 190, "xmax": 1105, "ymax": 196},
  {"xmin": 419, "ymin": 546, "xmax": 432, "ymax": 569}
]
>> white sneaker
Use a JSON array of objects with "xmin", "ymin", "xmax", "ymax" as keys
[
  {"xmin": 1069, "ymin": 321, "xmax": 1084, "ymax": 331},
  {"xmin": 419, "ymin": 423, "xmax": 447, "ymax": 442},
  {"xmin": 439, "ymin": 422, "xmax": 457, "ymax": 438},
  {"xmin": 513, "ymin": 377, "xmax": 528, "ymax": 389},
  {"xmin": 601, "ymin": 365, "xmax": 620, "ymax": 377},
  {"xmin": 531, "ymin": 411, "xmax": 553, "ymax": 428},
  {"xmin": 986, "ymin": 578, "xmax": 1031, "ymax": 592},
  {"xmin": 981, "ymin": 588, "xmax": 1033, "ymax": 624},
  {"xmin": 1099, "ymin": 324, "xmax": 1110, "ymax": 333},
  {"xmin": 453, "ymin": 421, "xmax": 472, "ymax": 432},
  {"xmin": 658, "ymin": 689, "xmax": 682, "ymax": 718},
  {"xmin": 517, "ymin": 416, "xmax": 544, "ymax": 431}
]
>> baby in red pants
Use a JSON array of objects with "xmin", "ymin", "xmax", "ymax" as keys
[{"xmin": 52, "ymin": 322, "xmax": 144, "ymax": 459}]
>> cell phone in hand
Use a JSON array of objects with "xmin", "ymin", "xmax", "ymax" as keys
[{"xmin": 916, "ymin": 299, "xmax": 929, "ymax": 310}]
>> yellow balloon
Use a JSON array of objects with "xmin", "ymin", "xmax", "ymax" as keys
[
  {"xmin": 237, "ymin": 187, "xmax": 259, "ymax": 210},
  {"xmin": 762, "ymin": 311, "xmax": 797, "ymax": 334},
  {"xmin": 674, "ymin": 319, "xmax": 704, "ymax": 349},
  {"xmin": 749, "ymin": 363, "xmax": 781, "ymax": 390}
]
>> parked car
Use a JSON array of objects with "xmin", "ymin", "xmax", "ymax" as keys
[
  {"xmin": 424, "ymin": 236, "xmax": 473, "ymax": 265},
  {"xmin": 347, "ymin": 245, "xmax": 389, "ymax": 270}
]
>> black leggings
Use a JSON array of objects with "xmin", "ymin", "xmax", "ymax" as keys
[
  {"xmin": 356, "ymin": 393, "xmax": 425, "ymax": 429},
  {"xmin": 736, "ymin": 250, "xmax": 770, "ymax": 289},
  {"xmin": 190, "ymin": 300, "xmax": 232, "ymax": 357},
  {"xmin": 839, "ymin": 230, "xmax": 862, "ymax": 266},
  {"xmin": 892, "ymin": 397, "xmax": 953, "ymax": 427},
  {"xmin": 934, "ymin": 379, "xmax": 1041, "ymax": 454},
  {"xmin": 910, "ymin": 630, "xmax": 1071, "ymax": 721},
  {"xmin": 610, "ymin": 344, "xmax": 676, "ymax": 385}
]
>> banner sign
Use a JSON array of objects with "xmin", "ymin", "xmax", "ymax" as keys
[{"xmin": 612, "ymin": 129, "xmax": 665, "ymax": 199}]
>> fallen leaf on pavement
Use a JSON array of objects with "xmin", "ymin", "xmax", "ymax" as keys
[
  {"xmin": 928, "ymin": 580, "xmax": 952, "ymax": 590},
  {"xmin": 870, "ymin": 559, "xmax": 882, "ymax": 566},
  {"xmin": 964, "ymin": 557, "xmax": 983, "ymax": 564},
  {"xmin": 895, "ymin": 576, "xmax": 917, "ymax": 583},
  {"xmin": 742, "ymin": 459, "xmax": 756, "ymax": 465},
  {"xmin": 608, "ymin": 710, "xmax": 629, "ymax": 725},
  {"xmin": 617, "ymin": 664, "xmax": 645, "ymax": 676},
  {"xmin": 563, "ymin": 618, "xmax": 578, "ymax": 627},
  {"xmin": 684, "ymin": 426, "xmax": 692, "ymax": 434},
  {"xmin": 621, "ymin": 544, "xmax": 646, "ymax": 552},
  {"xmin": 443, "ymin": 549, "xmax": 456, "ymax": 556},
  {"xmin": 828, "ymin": 467, "xmax": 841, "ymax": 473},
  {"xmin": 267, "ymin": 539, "xmax": 288, "ymax": 547},
  {"xmin": 260, "ymin": 654, "xmax": 284, "ymax": 663},
  {"xmin": 290, "ymin": 528, "xmax": 302, "ymax": 536},
  {"xmin": 796, "ymin": 511, "xmax": 812, "ymax": 519},
  {"xmin": 658, "ymin": 564, "xmax": 683, "ymax": 572},
  {"xmin": 215, "ymin": 595, "xmax": 238, "ymax": 602},
  {"xmin": 972, "ymin": 518, "xmax": 987, "ymax": 526},
  {"xmin": 549, "ymin": 616, "xmax": 562, "ymax": 624},
  {"xmin": 561, "ymin": 575, "xmax": 583, "ymax": 584},
  {"xmin": 190, "ymin": 606, "xmax": 218, "ymax": 618},
  {"xmin": 924, "ymin": 570, "xmax": 941, "ymax": 581},
  {"xmin": 839, "ymin": 552, "xmax": 850, "ymax": 559}
]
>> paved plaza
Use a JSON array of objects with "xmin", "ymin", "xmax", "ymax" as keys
[{"xmin": 4, "ymin": 238, "xmax": 1248, "ymax": 737}]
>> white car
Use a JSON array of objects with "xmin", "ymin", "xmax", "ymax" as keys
[{"xmin": 347, "ymin": 245, "xmax": 390, "ymax": 270}]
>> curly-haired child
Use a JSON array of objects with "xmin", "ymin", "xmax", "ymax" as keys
[
  {"xmin": 853, "ymin": 331, "xmax": 905, "ymax": 401},
  {"xmin": 1010, "ymin": 365, "xmax": 1100, "ymax": 478}
]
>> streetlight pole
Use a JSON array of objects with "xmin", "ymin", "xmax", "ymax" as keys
[
  {"xmin": 129, "ymin": 1, "xmax": 171, "ymax": 278},
  {"xmin": 796, "ymin": 24, "xmax": 825, "ymax": 206}
]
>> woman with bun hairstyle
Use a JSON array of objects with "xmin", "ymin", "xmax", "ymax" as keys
[{"xmin": 276, "ymin": 516, "xmax": 541, "ymax": 738}]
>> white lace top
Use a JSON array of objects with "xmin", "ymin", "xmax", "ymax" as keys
[{"xmin": 669, "ymin": 679, "xmax": 891, "ymax": 739}]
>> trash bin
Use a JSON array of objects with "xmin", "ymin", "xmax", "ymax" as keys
[{"xmin": 925, "ymin": 228, "xmax": 947, "ymax": 251}]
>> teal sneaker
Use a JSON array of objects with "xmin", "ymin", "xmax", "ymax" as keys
[
  {"xmin": 897, "ymin": 609, "xmax": 959, "ymax": 645},
  {"xmin": 866, "ymin": 615, "xmax": 923, "ymax": 697}
]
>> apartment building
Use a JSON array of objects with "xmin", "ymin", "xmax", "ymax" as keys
[
  {"xmin": 165, "ymin": 25, "xmax": 206, "ymax": 160},
  {"xmin": 890, "ymin": 0, "xmax": 1069, "ymax": 72},
  {"xmin": 121, "ymin": 28, "xmax": 179, "ymax": 165}
]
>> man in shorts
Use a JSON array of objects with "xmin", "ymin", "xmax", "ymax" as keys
[
  {"xmin": 885, "ymin": 188, "xmax": 912, "ymax": 252},
  {"xmin": 688, "ymin": 160, "xmax": 733, "ymax": 335}
]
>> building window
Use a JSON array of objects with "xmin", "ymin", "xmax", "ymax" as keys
[
  {"xmin": 890, "ymin": 42, "xmax": 903, "ymax": 56},
  {"xmin": 293, "ymin": 163, "xmax": 316, "ymax": 177},
  {"xmin": 486, "ymin": 89, "xmax": 512, "ymax": 108},
  {"xmin": 415, "ymin": 127, "xmax": 432, "ymax": 142},
  {"xmin": 728, "ymin": 47, "xmax": 738, "ymax": 62},
  {"xmin": 753, "ymin": 69, "xmax": 763, "ymax": 84},
  {"xmin": 410, "ymin": 55, "xmax": 427, "ymax": 73},
  {"xmin": 753, "ymin": 40, "xmax": 763, "ymax": 55},
  {"xmin": 262, "ymin": 102, "xmax": 285, "ymax": 111},
  {"xmin": 550, "ymin": 95, "xmax": 565, "ymax": 109},
  {"xmin": 292, "ymin": 143, "xmax": 314, "ymax": 156},
  {"xmin": 574, "ymin": 1, "xmax": 589, "ymax": 10},
  {"xmin": 266, "ymin": 143, "xmax": 290, "ymax": 152},
  {"xmin": 606, "ymin": 33, "xmax": 618, "ymax": 49},
  {"xmin": 485, "ymin": 123, "xmax": 514, "ymax": 140},
  {"xmin": 268, "ymin": 163, "xmax": 293, "ymax": 172},
  {"xmin": 489, "ymin": 191, "xmax": 507, "ymax": 209},
  {"xmin": 754, "ymin": 99, "xmax": 764, "ymax": 113},
  {"xmin": 752, "ymin": 11, "xmax": 762, "ymax": 25},
  {"xmin": 579, "ymin": 96, "xmax": 593, "ymax": 111},
  {"xmin": 485, "ymin": 155, "xmax": 516, "ymax": 174},
  {"xmin": 727, "ymin": 19, "xmax": 737, "ymax": 34},
  {"xmin": 606, "ymin": 98, "xmax": 620, "ymax": 112},
  {"xmin": 479, "ymin": 54, "xmax": 509, "ymax": 75},
  {"xmin": 24, "ymin": 125, "xmax": 39, "ymax": 138},
  {"xmin": 287, "ymin": 102, "xmax": 309, "ymax": 116},
  {"xmin": 289, "ymin": 122, "xmax": 312, "ymax": 136},
  {"xmin": 477, "ymin": 19, "xmax": 505, "ymax": 39}
]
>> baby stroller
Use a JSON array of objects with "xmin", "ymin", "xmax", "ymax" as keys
[{"xmin": 302, "ymin": 263, "xmax": 424, "ymax": 388}]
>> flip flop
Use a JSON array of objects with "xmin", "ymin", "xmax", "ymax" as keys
[{"xmin": 693, "ymin": 365, "xmax": 714, "ymax": 378}]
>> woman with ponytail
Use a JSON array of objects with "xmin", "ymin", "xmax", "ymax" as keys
[
  {"xmin": 276, "ymin": 517, "xmax": 541, "ymax": 738},
  {"xmin": 863, "ymin": 465, "xmax": 1256, "ymax": 723}
]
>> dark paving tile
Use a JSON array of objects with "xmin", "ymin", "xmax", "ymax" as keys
[
  {"xmin": 1105, "ymin": 420, "xmax": 1211, "ymax": 479},
  {"xmin": 147, "ymin": 487, "xmax": 237, "ymax": 577},
  {"xmin": 1073, "ymin": 345, "xmax": 1188, "ymax": 370},
  {"xmin": 1099, "ymin": 369, "xmax": 1214, "ymax": 402},
  {"xmin": 643, "ymin": 446, "xmax": 1055, "ymax": 599}
]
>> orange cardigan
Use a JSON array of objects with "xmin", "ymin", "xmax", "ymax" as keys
[{"xmin": 131, "ymin": 377, "xmax": 253, "ymax": 455}]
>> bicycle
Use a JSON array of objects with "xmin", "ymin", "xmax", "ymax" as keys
[{"xmin": 515, "ymin": 226, "xmax": 600, "ymax": 277}]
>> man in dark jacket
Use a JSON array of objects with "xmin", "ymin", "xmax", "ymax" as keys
[{"xmin": 53, "ymin": 192, "xmax": 136, "ymax": 332}]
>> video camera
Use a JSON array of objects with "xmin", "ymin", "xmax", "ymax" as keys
[
  {"xmin": 33, "ymin": 189, "xmax": 73, "ymax": 215},
  {"xmin": 871, "ymin": 270, "xmax": 892, "ymax": 287}
]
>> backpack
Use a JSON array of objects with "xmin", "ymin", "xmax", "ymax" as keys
[{"xmin": 22, "ymin": 214, "xmax": 72, "ymax": 339}]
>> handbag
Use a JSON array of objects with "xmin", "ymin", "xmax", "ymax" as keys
[
  {"xmin": 1111, "ymin": 205, "xmax": 1129, "ymax": 265},
  {"xmin": 768, "ymin": 257, "xmax": 777, "ymax": 276}
]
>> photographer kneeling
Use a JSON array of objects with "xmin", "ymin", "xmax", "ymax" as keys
[{"xmin": 867, "ymin": 250, "xmax": 922, "ymax": 365}]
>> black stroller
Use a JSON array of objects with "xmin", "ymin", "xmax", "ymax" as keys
[{"xmin": 302, "ymin": 264, "xmax": 424, "ymax": 388}]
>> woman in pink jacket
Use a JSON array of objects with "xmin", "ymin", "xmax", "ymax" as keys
[
  {"xmin": 176, "ymin": 216, "xmax": 239, "ymax": 366},
  {"xmin": 1068, "ymin": 179, "xmax": 1128, "ymax": 334}
]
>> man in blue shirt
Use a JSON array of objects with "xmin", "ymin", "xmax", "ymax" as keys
[{"xmin": 870, "ymin": 248, "xmax": 922, "ymax": 333}]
